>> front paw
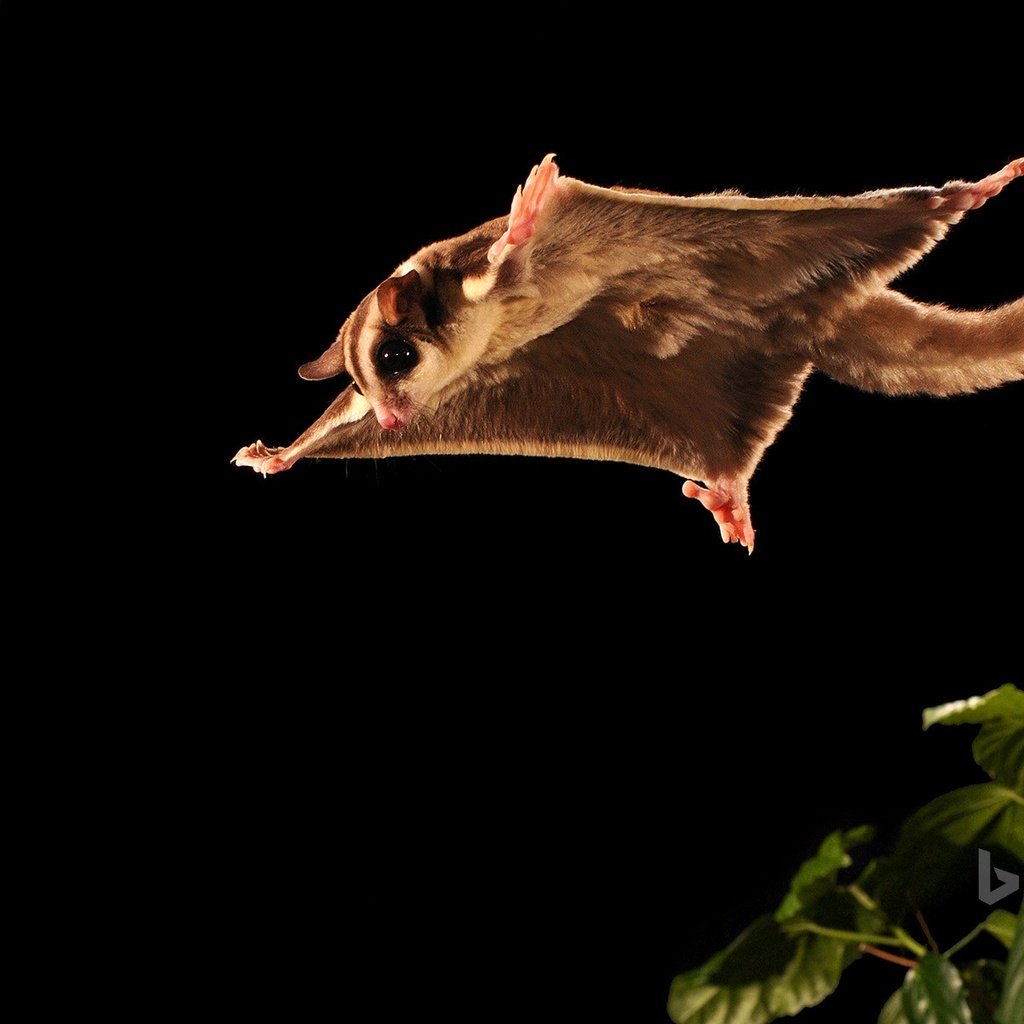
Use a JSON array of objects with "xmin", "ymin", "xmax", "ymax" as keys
[
  {"xmin": 488, "ymin": 154, "xmax": 561, "ymax": 264},
  {"xmin": 232, "ymin": 440, "xmax": 292, "ymax": 475}
]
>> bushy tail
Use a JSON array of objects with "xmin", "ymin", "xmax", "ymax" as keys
[{"xmin": 813, "ymin": 290, "xmax": 1023, "ymax": 396}]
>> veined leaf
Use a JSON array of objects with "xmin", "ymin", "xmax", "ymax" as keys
[
  {"xmin": 880, "ymin": 988, "xmax": 912, "ymax": 1024},
  {"xmin": 667, "ymin": 915, "xmax": 848, "ymax": 1024},
  {"xmin": 974, "ymin": 720, "xmax": 1024, "ymax": 793},
  {"xmin": 923, "ymin": 686, "xmax": 1024, "ymax": 730},
  {"xmin": 982, "ymin": 910, "xmax": 1019, "ymax": 951},
  {"xmin": 987, "ymin": 800, "xmax": 1024, "ymax": 861},
  {"xmin": 880, "ymin": 957, "xmax": 1001, "ymax": 1024},
  {"xmin": 961, "ymin": 960, "xmax": 1006, "ymax": 1024},
  {"xmin": 901, "ymin": 954, "xmax": 973, "ymax": 1024},
  {"xmin": 871, "ymin": 784, "xmax": 1024, "ymax": 912},
  {"xmin": 776, "ymin": 826, "xmax": 874, "ymax": 922}
]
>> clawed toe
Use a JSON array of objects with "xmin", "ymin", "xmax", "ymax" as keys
[
  {"xmin": 931, "ymin": 157, "xmax": 1024, "ymax": 212},
  {"xmin": 488, "ymin": 154, "xmax": 561, "ymax": 263},
  {"xmin": 233, "ymin": 440, "xmax": 294, "ymax": 475},
  {"xmin": 683, "ymin": 477, "xmax": 755, "ymax": 552}
]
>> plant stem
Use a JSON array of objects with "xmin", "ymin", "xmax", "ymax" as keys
[
  {"xmin": 844, "ymin": 885, "xmax": 929, "ymax": 957},
  {"xmin": 891, "ymin": 927, "xmax": 928, "ymax": 958},
  {"xmin": 943, "ymin": 923, "xmax": 984, "ymax": 959},
  {"xmin": 914, "ymin": 908, "xmax": 939, "ymax": 953},
  {"xmin": 782, "ymin": 922, "xmax": 909, "ymax": 948},
  {"xmin": 848, "ymin": 884, "xmax": 880, "ymax": 912},
  {"xmin": 860, "ymin": 944, "xmax": 918, "ymax": 969}
]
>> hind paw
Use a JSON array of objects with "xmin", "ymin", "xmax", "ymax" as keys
[
  {"xmin": 683, "ymin": 478, "xmax": 755, "ymax": 552},
  {"xmin": 928, "ymin": 157, "xmax": 1023, "ymax": 211}
]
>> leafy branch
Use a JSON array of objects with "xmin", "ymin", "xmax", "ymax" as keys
[{"xmin": 668, "ymin": 684, "xmax": 1024, "ymax": 1024}]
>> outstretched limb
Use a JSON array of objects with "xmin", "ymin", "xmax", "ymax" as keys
[
  {"xmin": 683, "ymin": 478, "xmax": 755, "ymax": 552},
  {"xmin": 927, "ymin": 157, "xmax": 1024, "ymax": 211},
  {"xmin": 233, "ymin": 387, "xmax": 374, "ymax": 475},
  {"xmin": 488, "ymin": 154, "xmax": 561, "ymax": 264},
  {"xmin": 233, "ymin": 439, "xmax": 295, "ymax": 475}
]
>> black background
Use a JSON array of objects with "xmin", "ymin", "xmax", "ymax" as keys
[{"xmin": 191, "ymin": 19, "xmax": 1021, "ymax": 1023}]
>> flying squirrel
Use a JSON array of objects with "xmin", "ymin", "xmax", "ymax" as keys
[{"xmin": 234, "ymin": 155, "xmax": 1023, "ymax": 551}]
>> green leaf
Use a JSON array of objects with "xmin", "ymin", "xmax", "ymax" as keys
[
  {"xmin": 667, "ymin": 915, "xmax": 847, "ymax": 1024},
  {"xmin": 776, "ymin": 826, "xmax": 875, "ymax": 922},
  {"xmin": 902, "ymin": 784, "xmax": 1017, "ymax": 847},
  {"xmin": 981, "ymin": 910, "xmax": 1018, "ymax": 951},
  {"xmin": 870, "ymin": 784, "xmax": 1024, "ymax": 913},
  {"xmin": 923, "ymin": 686, "xmax": 1024, "ymax": 794},
  {"xmin": 923, "ymin": 686, "xmax": 1024, "ymax": 729},
  {"xmin": 997, "ymin": 912, "xmax": 1022, "ymax": 1024},
  {"xmin": 974, "ymin": 720, "xmax": 1024, "ymax": 793},
  {"xmin": 901, "ymin": 954, "xmax": 973, "ymax": 1024},
  {"xmin": 880, "ymin": 988, "xmax": 912, "ymax": 1024},
  {"xmin": 881, "ymin": 961, "xmax": 990, "ymax": 1024},
  {"xmin": 987, "ymin": 799, "xmax": 1024, "ymax": 861},
  {"xmin": 961, "ymin": 960, "xmax": 1006, "ymax": 1024}
]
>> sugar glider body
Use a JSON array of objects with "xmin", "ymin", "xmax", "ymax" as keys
[{"xmin": 235, "ymin": 156, "xmax": 1023, "ymax": 550}]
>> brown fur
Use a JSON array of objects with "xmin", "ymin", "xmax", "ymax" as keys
[{"xmin": 235, "ymin": 158, "xmax": 1022, "ymax": 543}]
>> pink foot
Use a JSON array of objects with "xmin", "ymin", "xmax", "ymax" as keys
[
  {"xmin": 488, "ymin": 154, "xmax": 561, "ymax": 263},
  {"xmin": 928, "ymin": 157, "xmax": 1024, "ymax": 211},
  {"xmin": 232, "ymin": 440, "xmax": 296, "ymax": 476},
  {"xmin": 683, "ymin": 478, "xmax": 755, "ymax": 552}
]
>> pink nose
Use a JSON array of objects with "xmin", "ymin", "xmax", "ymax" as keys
[{"xmin": 378, "ymin": 410, "xmax": 401, "ymax": 430}]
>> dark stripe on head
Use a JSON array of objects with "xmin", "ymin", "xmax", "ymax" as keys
[
  {"xmin": 421, "ymin": 286, "xmax": 441, "ymax": 330},
  {"xmin": 345, "ymin": 294, "xmax": 373, "ymax": 392}
]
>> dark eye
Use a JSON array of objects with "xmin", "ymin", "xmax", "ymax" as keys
[{"xmin": 374, "ymin": 337, "xmax": 417, "ymax": 375}]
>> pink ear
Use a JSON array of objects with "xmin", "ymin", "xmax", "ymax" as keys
[
  {"xmin": 298, "ymin": 335, "xmax": 346, "ymax": 380},
  {"xmin": 376, "ymin": 269, "xmax": 422, "ymax": 327}
]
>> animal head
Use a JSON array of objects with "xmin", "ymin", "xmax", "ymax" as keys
[{"xmin": 298, "ymin": 258, "xmax": 503, "ymax": 431}]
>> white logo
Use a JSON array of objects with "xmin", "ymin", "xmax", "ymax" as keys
[{"xmin": 978, "ymin": 848, "xmax": 1021, "ymax": 905}]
